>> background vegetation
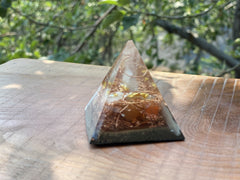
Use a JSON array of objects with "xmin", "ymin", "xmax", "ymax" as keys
[{"xmin": 1, "ymin": 0, "xmax": 240, "ymax": 77}]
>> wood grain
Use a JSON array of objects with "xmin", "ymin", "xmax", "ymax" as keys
[{"xmin": 0, "ymin": 59, "xmax": 240, "ymax": 180}]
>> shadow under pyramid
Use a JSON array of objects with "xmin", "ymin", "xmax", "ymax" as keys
[{"xmin": 85, "ymin": 40, "xmax": 184, "ymax": 145}]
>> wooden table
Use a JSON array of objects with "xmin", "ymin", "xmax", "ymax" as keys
[{"xmin": 0, "ymin": 59, "xmax": 239, "ymax": 180}]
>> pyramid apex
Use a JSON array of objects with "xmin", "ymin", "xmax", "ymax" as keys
[
  {"xmin": 120, "ymin": 40, "xmax": 139, "ymax": 57},
  {"xmin": 126, "ymin": 40, "xmax": 134, "ymax": 44},
  {"xmin": 125, "ymin": 40, "xmax": 135, "ymax": 48}
]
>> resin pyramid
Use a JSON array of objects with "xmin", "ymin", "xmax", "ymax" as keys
[{"xmin": 85, "ymin": 40, "xmax": 184, "ymax": 145}]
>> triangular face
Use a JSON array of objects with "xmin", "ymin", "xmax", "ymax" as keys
[{"xmin": 85, "ymin": 40, "xmax": 184, "ymax": 145}]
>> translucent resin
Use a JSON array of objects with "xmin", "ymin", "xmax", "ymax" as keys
[{"xmin": 85, "ymin": 40, "xmax": 184, "ymax": 145}]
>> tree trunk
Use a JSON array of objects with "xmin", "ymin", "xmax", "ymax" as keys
[
  {"xmin": 233, "ymin": 0, "xmax": 240, "ymax": 50},
  {"xmin": 155, "ymin": 20, "xmax": 240, "ymax": 78}
]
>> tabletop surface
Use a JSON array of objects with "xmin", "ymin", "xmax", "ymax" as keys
[{"xmin": 0, "ymin": 59, "xmax": 240, "ymax": 180}]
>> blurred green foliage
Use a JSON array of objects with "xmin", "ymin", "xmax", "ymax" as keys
[{"xmin": 0, "ymin": 0, "xmax": 239, "ymax": 76}]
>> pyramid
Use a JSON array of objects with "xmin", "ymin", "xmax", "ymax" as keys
[{"xmin": 85, "ymin": 40, "xmax": 184, "ymax": 145}]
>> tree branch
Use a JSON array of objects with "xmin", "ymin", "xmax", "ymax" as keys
[
  {"xmin": 0, "ymin": 32, "xmax": 17, "ymax": 38},
  {"xmin": 224, "ymin": 0, "xmax": 237, "ymax": 10},
  {"xmin": 130, "ymin": 2, "xmax": 217, "ymax": 20},
  {"xmin": 154, "ymin": 19, "xmax": 240, "ymax": 76},
  {"xmin": 217, "ymin": 63, "xmax": 240, "ymax": 77},
  {"xmin": 11, "ymin": 7, "xmax": 93, "ymax": 31},
  {"xmin": 72, "ymin": 5, "xmax": 116, "ymax": 54}
]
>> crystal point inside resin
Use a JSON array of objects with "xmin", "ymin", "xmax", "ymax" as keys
[{"xmin": 85, "ymin": 40, "xmax": 184, "ymax": 145}]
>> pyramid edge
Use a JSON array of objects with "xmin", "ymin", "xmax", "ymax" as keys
[{"xmin": 90, "ymin": 126, "xmax": 185, "ymax": 145}]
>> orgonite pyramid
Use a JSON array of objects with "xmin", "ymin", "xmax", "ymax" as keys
[{"xmin": 85, "ymin": 40, "xmax": 184, "ymax": 145}]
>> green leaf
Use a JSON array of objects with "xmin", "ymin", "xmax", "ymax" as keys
[
  {"xmin": 33, "ymin": 50, "xmax": 40, "ymax": 58},
  {"xmin": 64, "ymin": 55, "xmax": 77, "ymax": 63},
  {"xmin": 157, "ymin": 58, "xmax": 164, "ymax": 65},
  {"xmin": 98, "ymin": 0, "xmax": 130, "ymax": 6},
  {"xmin": 118, "ymin": 0, "xmax": 130, "ymax": 6},
  {"xmin": 119, "ymin": 9, "xmax": 126, "ymax": 15},
  {"xmin": 234, "ymin": 38, "xmax": 240, "ymax": 45},
  {"xmin": 0, "ymin": 7, "xmax": 7, "ymax": 17},
  {"xmin": 146, "ymin": 48, "xmax": 152, "ymax": 56},
  {"xmin": 102, "ymin": 10, "xmax": 123, "ymax": 28},
  {"xmin": 122, "ymin": 15, "xmax": 139, "ymax": 30},
  {"xmin": 144, "ymin": 59, "xmax": 153, "ymax": 69},
  {"xmin": 162, "ymin": 33, "xmax": 174, "ymax": 45},
  {"xmin": 30, "ymin": 40, "xmax": 38, "ymax": 50},
  {"xmin": 98, "ymin": 0, "xmax": 119, "ymax": 6},
  {"xmin": 45, "ymin": 1, "xmax": 52, "ymax": 7}
]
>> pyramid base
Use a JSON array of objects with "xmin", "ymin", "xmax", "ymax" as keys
[{"xmin": 90, "ymin": 127, "xmax": 185, "ymax": 145}]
